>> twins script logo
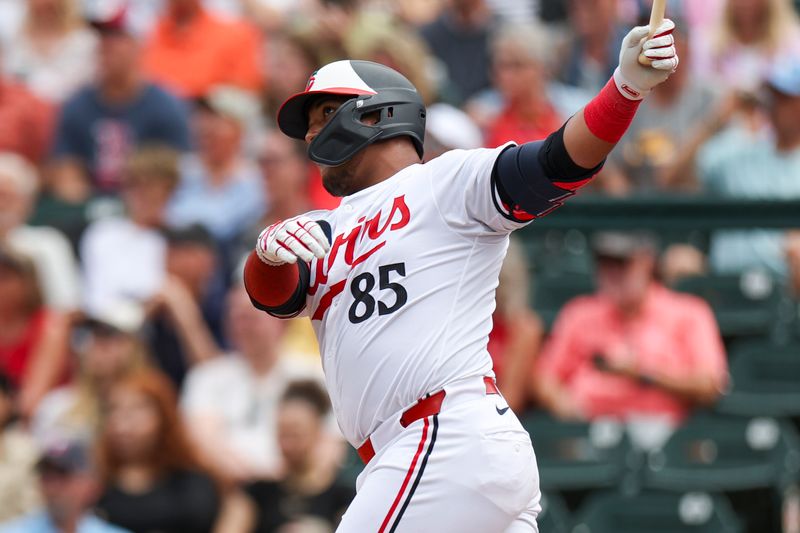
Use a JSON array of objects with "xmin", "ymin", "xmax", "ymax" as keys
[
  {"xmin": 310, "ymin": 195, "xmax": 410, "ymax": 319},
  {"xmin": 305, "ymin": 73, "xmax": 317, "ymax": 92}
]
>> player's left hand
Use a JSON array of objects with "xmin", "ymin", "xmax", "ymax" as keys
[{"xmin": 614, "ymin": 19, "xmax": 679, "ymax": 101}]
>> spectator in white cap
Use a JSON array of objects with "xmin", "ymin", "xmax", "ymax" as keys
[
  {"xmin": 424, "ymin": 103, "xmax": 484, "ymax": 160},
  {"xmin": 0, "ymin": 153, "xmax": 81, "ymax": 312},
  {"xmin": 32, "ymin": 302, "xmax": 148, "ymax": 446}
]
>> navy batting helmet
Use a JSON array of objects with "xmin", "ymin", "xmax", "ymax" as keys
[{"xmin": 277, "ymin": 60, "xmax": 426, "ymax": 166}]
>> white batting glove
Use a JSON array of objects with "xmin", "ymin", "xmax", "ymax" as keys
[
  {"xmin": 256, "ymin": 216, "xmax": 330, "ymax": 265},
  {"xmin": 614, "ymin": 19, "xmax": 679, "ymax": 101}
]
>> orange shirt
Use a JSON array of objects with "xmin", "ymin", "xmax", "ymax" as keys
[
  {"xmin": 537, "ymin": 283, "xmax": 728, "ymax": 424},
  {"xmin": 485, "ymin": 103, "xmax": 562, "ymax": 149},
  {"xmin": 142, "ymin": 9, "xmax": 263, "ymax": 98}
]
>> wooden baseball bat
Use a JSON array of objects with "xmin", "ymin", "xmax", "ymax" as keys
[{"xmin": 638, "ymin": 0, "xmax": 667, "ymax": 66}]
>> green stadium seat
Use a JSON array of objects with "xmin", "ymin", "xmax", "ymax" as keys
[
  {"xmin": 643, "ymin": 413, "xmax": 800, "ymax": 492},
  {"xmin": 531, "ymin": 274, "xmax": 595, "ymax": 329},
  {"xmin": 538, "ymin": 491, "xmax": 571, "ymax": 533},
  {"xmin": 571, "ymin": 490, "xmax": 743, "ymax": 533},
  {"xmin": 520, "ymin": 412, "xmax": 635, "ymax": 491},
  {"xmin": 716, "ymin": 341, "xmax": 800, "ymax": 418},
  {"xmin": 673, "ymin": 273, "xmax": 784, "ymax": 338}
]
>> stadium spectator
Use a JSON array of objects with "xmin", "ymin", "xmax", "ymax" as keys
[
  {"xmin": 181, "ymin": 285, "xmax": 323, "ymax": 482},
  {"xmin": 32, "ymin": 304, "xmax": 147, "ymax": 446},
  {"xmin": 420, "ymin": 0, "xmax": 494, "ymax": 105},
  {"xmin": 693, "ymin": 0, "xmax": 800, "ymax": 93},
  {"xmin": 484, "ymin": 22, "xmax": 564, "ymax": 148},
  {"xmin": 0, "ymin": 439, "xmax": 130, "ymax": 533},
  {"xmin": 141, "ymin": 0, "xmax": 263, "ymax": 98},
  {"xmin": 262, "ymin": 32, "xmax": 322, "ymax": 121},
  {"xmin": 535, "ymin": 232, "xmax": 728, "ymax": 432},
  {"xmin": 698, "ymin": 60, "xmax": 800, "ymax": 278},
  {"xmin": 0, "ymin": 153, "xmax": 81, "ymax": 312},
  {"xmin": 0, "ymin": 49, "xmax": 54, "ymax": 164},
  {"xmin": 3, "ymin": 0, "xmax": 97, "ymax": 103},
  {"xmin": 242, "ymin": 381, "xmax": 353, "ymax": 533},
  {"xmin": 50, "ymin": 8, "xmax": 190, "ymax": 201},
  {"xmin": 0, "ymin": 247, "xmax": 69, "ymax": 420},
  {"xmin": 234, "ymin": 131, "xmax": 313, "ymax": 262},
  {"xmin": 488, "ymin": 238, "xmax": 543, "ymax": 412},
  {"xmin": 95, "ymin": 369, "xmax": 225, "ymax": 533},
  {"xmin": 610, "ymin": 20, "xmax": 722, "ymax": 193},
  {"xmin": 0, "ymin": 374, "xmax": 40, "ymax": 523},
  {"xmin": 167, "ymin": 87, "xmax": 266, "ymax": 245},
  {"xmin": 145, "ymin": 225, "xmax": 223, "ymax": 388},
  {"xmin": 559, "ymin": 0, "xmax": 627, "ymax": 94},
  {"xmin": 80, "ymin": 146, "xmax": 180, "ymax": 316},
  {"xmin": 349, "ymin": 23, "xmax": 436, "ymax": 105}
]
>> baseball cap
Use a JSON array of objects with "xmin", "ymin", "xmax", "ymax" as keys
[
  {"xmin": 426, "ymin": 104, "xmax": 483, "ymax": 150},
  {"xmin": 79, "ymin": 300, "xmax": 145, "ymax": 336},
  {"xmin": 591, "ymin": 231, "xmax": 658, "ymax": 260},
  {"xmin": 765, "ymin": 60, "xmax": 800, "ymax": 98},
  {"xmin": 85, "ymin": 0, "xmax": 131, "ymax": 35},
  {"xmin": 37, "ymin": 439, "xmax": 92, "ymax": 474},
  {"xmin": 196, "ymin": 86, "xmax": 262, "ymax": 129}
]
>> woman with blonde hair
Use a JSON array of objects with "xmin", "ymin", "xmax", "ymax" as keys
[
  {"xmin": 31, "ymin": 304, "xmax": 149, "ymax": 446},
  {"xmin": 4, "ymin": 0, "xmax": 97, "ymax": 102},
  {"xmin": 693, "ymin": 0, "xmax": 800, "ymax": 92}
]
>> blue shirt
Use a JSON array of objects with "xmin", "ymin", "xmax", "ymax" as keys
[
  {"xmin": 167, "ymin": 154, "xmax": 266, "ymax": 242},
  {"xmin": 698, "ymin": 128, "xmax": 800, "ymax": 277},
  {"xmin": 0, "ymin": 512, "xmax": 131, "ymax": 533},
  {"xmin": 51, "ymin": 83, "xmax": 191, "ymax": 192}
]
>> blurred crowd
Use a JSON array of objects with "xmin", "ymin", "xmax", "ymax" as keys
[{"xmin": 0, "ymin": 0, "xmax": 799, "ymax": 531}]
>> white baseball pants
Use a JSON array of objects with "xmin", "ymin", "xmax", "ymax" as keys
[{"xmin": 337, "ymin": 377, "xmax": 541, "ymax": 532}]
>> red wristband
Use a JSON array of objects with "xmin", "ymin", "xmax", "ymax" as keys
[{"xmin": 583, "ymin": 77, "xmax": 641, "ymax": 144}]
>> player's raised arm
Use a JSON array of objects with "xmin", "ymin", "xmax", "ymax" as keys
[
  {"xmin": 492, "ymin": 20, "xmax": 678, "ymax": 220},
  {"xmin": 565, "ymin": 20, "xmax": 679, "ymax": 168}
]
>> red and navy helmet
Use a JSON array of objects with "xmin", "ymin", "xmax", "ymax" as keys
[{"xmin": 277, "ymin": 60, "xmax": 426, "ymax": 166}]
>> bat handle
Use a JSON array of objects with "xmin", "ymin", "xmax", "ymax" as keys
[
  {"xmin": 639, "ymin": 0, "xmax": 666, "ymax": 66},
  {"xmin": 638, "ymin": 45, "xmax": 655, "ymax": 67}
]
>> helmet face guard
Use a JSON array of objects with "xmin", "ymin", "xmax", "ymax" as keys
[
  {"xmin": 308, "ymin": 88, "xmax": 426, "ymax": 166},
  {"xmin": 277, "ymin": 60, "xmax": 426, "ymax": 166}
]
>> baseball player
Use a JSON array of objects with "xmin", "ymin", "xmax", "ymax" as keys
[{"xmin": 243, "ymin": 20, "xmax": 679, "ymax": 533}]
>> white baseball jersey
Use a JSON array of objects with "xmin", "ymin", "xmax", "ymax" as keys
[{"xmin": 298, "ymin": 144, "xmax": 528, "ymax": 447}]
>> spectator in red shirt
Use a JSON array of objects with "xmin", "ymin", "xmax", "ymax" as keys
[
  {"xmin": 535, "ymin": 232, "xmax": 728, "ymax": 429},
  {"xmin": 0, "ymin": 247, "xmax": 68, "ymax": 421},
  {"xmin": 0, "ymin": 48, "xmax": 54, "ymax": 164},
  {"xmin": 485, "ymin": 23, "xmax": 563, "ymax": 148},
  {"xmin": 142, "ymin": 0, "xmax": 263, "ymax": 99}
]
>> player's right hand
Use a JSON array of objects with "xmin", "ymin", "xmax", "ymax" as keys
[
  {"xmin": 614, "ymin": 19, "xmax": 679, "ymax": 100},
  {"xmin": 256, "ymin": 216, "xmax": 330, "ymax": 265}
]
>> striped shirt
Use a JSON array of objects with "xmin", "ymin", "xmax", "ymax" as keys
[{"xmin": 698, "ymin": 128, "xmax": 800, "ymax": 277}]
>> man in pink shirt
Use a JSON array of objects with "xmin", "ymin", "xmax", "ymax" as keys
[{"xmin": 535, "ymin": 232, "xmax": 728, "ymax": 427}]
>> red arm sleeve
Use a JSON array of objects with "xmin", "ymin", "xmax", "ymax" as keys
[{"xmin": 243, "ymin": 251, "xmax": 308, "ymax": 318}]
